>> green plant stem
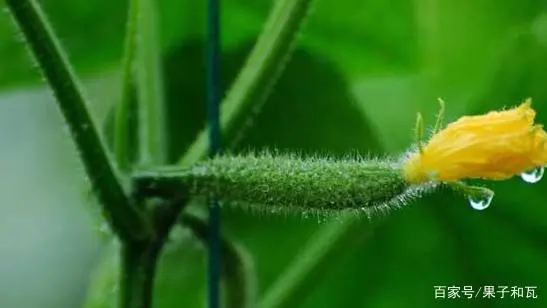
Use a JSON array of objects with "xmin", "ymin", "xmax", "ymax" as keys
[
  {"xmin": 116, "ymin": 196, "xmax": 190, "ymax": 308},
  {"xmin": 114, "ymin": 0, "xmax": 139, "ymax": 172},
  {"xmin": 178, "ymin": 0, "xmax": 314, "ymax": 166},
  {"xmin": 136, "ymin": 0, "xmax": 166, "ymax": 166},
  {"xmin": 181, "ymin": 214, "xmax": 257, "ymax": 308},
  {"xmin": 120, "ymin": 242, "xmax": 161, "ymax": 308},
  {"xmin": 5, "ymin": 0, "xmax": 151, "ymax": 242}
]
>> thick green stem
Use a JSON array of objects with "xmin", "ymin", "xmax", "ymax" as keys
[
  {"xmin": 135, "ymin": 153, "xmax": 413, "ymax": 215},
  {"xmin": 178, "ymin": 0, "xmax": 314, "ymax": 165},
  {"xmin": 120, "ymin": 242, "xmax": 160, "ymax": 308},
  {"xmin": 114, "ymin": 0, "xmax": 139, "ymax": 172},
  {"xmin": 5, "ymin": 0, "xmax": 151, "ymax": 242},
  {"xmin": 136, "ymin": 0, "xmax": 166, "ymax": 166}
]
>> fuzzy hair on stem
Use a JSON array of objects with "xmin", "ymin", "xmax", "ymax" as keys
[
  {"xmin": 5, "ymin": 0, "xmax": 151, "ymax": 242},
  {"xmin": 134, "ymin": 151, "xmax": 434, "ymax": 218}
]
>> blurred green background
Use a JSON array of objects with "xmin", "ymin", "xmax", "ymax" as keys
[{"xmin": 2, "ymin": 0, "xmax": 547, "ymax": 307}]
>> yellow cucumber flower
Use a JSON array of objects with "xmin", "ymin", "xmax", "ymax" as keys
[{"xmin": 403, "ymin": 98, "xmax": 547, "ymax": 184}]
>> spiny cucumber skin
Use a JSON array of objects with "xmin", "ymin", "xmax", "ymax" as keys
[{"xmin": 134, "ymin": 153, "xmax": 414, "ymax": 214}]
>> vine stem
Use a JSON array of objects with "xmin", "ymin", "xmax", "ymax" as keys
[
  {"xmin": 5, "ymin": 0, "xmax": 151, "ymax": 242},
  {"xmin": 113, "ymin": 0, "xmax": 139, "ymax": 172},
  {"xmin": 120, "ymin": 242, "xmax": 161, "ymax": 308},
  {"xmin": 136, "ymin": 0, "xmax": 166, "ymax": 166}
]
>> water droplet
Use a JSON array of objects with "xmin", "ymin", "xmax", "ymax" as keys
[
  {"xmin": 520, "ymin": 167, "xmax": 545, "ymax": 184},
  {"xmin": 468, "ymin": 192, "xmax": 494, "ymax": 210}
]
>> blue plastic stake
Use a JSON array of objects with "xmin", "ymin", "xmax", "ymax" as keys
[{"xmin": 207, "ymin": 0, "xmax": 221, "ymax": 307}]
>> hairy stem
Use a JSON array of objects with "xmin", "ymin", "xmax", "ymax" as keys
[
  {"xmin": 5, "ymin": 0, "xmax": 151, "ymax": 242},
  {"xmin": 178, "ymin": 0, "xmax": 315, "ymax": 165}
]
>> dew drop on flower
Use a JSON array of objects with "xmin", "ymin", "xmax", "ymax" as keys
[
  {"xmin": 520, "ymin": 166, "xmax": 545, "ymax": 184},
  {"xmin": 468, "ymin": 192, "xmax": 493, "ymax": 211}
]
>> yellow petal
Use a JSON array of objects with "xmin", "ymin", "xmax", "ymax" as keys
[{"xmin": 403, "ymin": 99, "xmax": 547, "ymax": 184}]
